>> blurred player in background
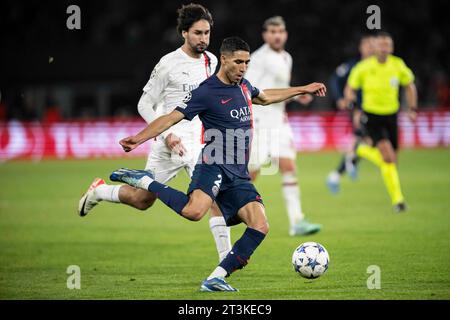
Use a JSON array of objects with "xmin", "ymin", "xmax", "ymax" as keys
[
  {"xmin": 78, "ymin": 4, "xmax": 232, "ymax": 261},
  {"xmin": 245, "ymin": 16, "xmax": 321, "ymax": 236},
  {"xmin": 344, "ymin": 32, "xmax": 418, "ymax": 212},
  {"xmin": 326, "ymin": 35, "xmax": 375, "ymax": 194}
]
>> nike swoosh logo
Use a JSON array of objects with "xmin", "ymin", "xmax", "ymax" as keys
[
  {"xmin": 80, "ymin": 196, "xmax": 87, "ymax": 216},
  {"xmin": 221, "ymin": 98, "xmax": 232, "ymax": 104}
]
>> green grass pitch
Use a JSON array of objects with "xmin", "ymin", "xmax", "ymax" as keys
[{"xmin": 0, "ymin": 149, "xmax": 449, "ymax": 299}]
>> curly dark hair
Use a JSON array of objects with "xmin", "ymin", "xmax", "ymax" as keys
[{"xmin": 176, "ymin": 3, "xmax": 213, "ymax": 35}]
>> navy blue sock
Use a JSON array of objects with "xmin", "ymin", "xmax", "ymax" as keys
[
  {"xmin": 219, "ymin": 227, "xmax": 266, "ymax": 276},
  {"xmin": 148, "ymin": 181, "xmax": 189, "ymax": 215}
]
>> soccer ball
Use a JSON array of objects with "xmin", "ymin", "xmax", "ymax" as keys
[{"xmin": 292, "ymin": 242, "xmax": 330, "ymax": 279}]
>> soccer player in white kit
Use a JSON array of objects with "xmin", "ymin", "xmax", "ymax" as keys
[
  {"xmin": 77, "ymin": 4, "xmax": 231, "ymax": 262},
  {"xmin": 245, "ymin": 16, "xmax": 322, "ymax": 236}
]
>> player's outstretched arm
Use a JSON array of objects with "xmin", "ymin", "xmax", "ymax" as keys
[
  {"xmin": 119, "ymin": 110, "xmax": 185, "ymax": 152},
  {"xmin": 404, "ymin": 82, "xmax": 418, "ymax": 121},
  {"xmin": 343, "ymin": 84, "xmax": 356, "ymax": 107},
  {"xmin": 252, "ymin": 82, "xmax": 326, "ymax": 106}
]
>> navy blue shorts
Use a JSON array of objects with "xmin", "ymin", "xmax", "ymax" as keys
[{"xmin": 187, "ymin": 164, "xmax": 264, "ymax": 226}]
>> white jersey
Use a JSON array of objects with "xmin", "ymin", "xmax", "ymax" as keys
[
  {"xmin": 245, "ymin": 43, "xmax": 292, "ymax": 126},
  {"xmin": 138, "ymin": 47, "xmax": 218, "ymax": 141},
  {"xmin": 247, "ymin": 44, "xmax": 296, "ymax": 168}
]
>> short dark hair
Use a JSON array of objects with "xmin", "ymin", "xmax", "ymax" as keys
[
  {"xmin": 360, "ymin": 33, "xmax": 376, "ymax": 40},
  {"xmin": 262, "ymin": 16, "xmax": 286, "ymax": 32},
  {"xmin": 359, "ymin": 33, "xmax": 375, "ymax": 44},
  {"xmin": 220, "ymin": 37, "xmax": 250, "ymax": 55},
  {"xmin": 176, "ymin": 3, "xmax": 213, "ymax": 35},
  {"xmin": 376, "ymin": 31, "xmax": 393, "ymax": 39}
]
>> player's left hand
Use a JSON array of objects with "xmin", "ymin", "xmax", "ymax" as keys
[
  {"xmin": 165, "ymin": 133, "xmax": 187, "ymax": 156},
  {"xmin": 407, "ymin": 109, "xmax": 418, "ymax": 122}
]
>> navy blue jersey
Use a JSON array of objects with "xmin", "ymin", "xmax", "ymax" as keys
[{"xmin": 175, "ymin": 75, "xmax": 260, "ymax": 179}]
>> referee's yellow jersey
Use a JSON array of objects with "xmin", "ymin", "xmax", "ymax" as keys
[{"xmin": 347, "ymin": 55, "xmax": 414, "ymax": 115}]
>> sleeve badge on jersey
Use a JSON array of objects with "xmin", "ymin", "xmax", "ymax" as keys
[
  {"xmin": 150, "ymin": 62, "xmax": 161, "ymax": 80},
  {"xmin": 183, "ymin": 92, "xmax": 192, "ymax": 103},
  {"xmin": 150, "ymin": 67, "xmax": 158, "ymax": 79}
]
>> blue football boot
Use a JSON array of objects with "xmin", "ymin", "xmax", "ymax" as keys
[
  {"xmin": 200, "ymin": 277, "xmax": 238, "ymax": 292},
  {"xmin": 326, "ymin": 171, "xmax": 340, "ymax": 194},
  {"xmin": 110, "ymin": 168, "xmax": 155, "ymax": 190}
]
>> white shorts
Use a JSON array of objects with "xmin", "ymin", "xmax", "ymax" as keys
[
  {"xmin": 145, "ymin": 136, "xmax": 203, "ymax": 183},
  {"xmin": 248, "ymin": 111, "xmax": 296, "ymax": 172}
]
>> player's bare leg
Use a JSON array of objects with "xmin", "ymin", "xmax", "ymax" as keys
[
  {"xmin": 202, "ymin": 201, "xmax": 268, "ymax": 292},
  {"xmin": 278, "ymin": 157, "xmax": 322, "ymax": 236},
  {"xmin": 78, "ymin": 181, "xmax": 157, "ymax": 217},
  {"xmin": 238, "ymin": 201, "xmax": 269, "ymax": 234},
  {"xmin": 118, "ymin": 186, "xmax": 157, "ymax": 210},
  {"xmin": 174, "ymin": 189, "xmax": 212, "ymax": 221}
]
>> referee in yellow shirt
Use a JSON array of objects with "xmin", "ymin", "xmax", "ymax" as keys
[{"xmin": 344, "ymin": 32, "xmax": 418, "ymax": 212}]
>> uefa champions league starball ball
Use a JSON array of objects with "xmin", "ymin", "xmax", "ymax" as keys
[{"xmin": 292, "ymin": 242, "xmax": 330, "ymax": 279}]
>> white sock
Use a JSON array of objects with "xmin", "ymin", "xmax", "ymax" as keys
[
  {"xmin": 95, "ymin": 184, "xmax": 122, "ymax": 203},
  {"xmin": 282, "ymin": 173, "xmax": 305, "ymax": 227},
  {"xmin": 136, "ymin": 175, "xmax": 153, "ymax": 190},
  {"xmin": 207, "ymin": 266, "xmax": 228, "ymax": 280},
  {"xmin": 209, "ymin": 216, "xmax": 232, "ymax": 262}
]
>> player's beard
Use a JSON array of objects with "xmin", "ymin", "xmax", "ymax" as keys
[
  {"xmin": 270, "ymin": 40, "xmax": 285, "ymax": 52},
  {"xmin": 191, "ymin": 43, "xmax": 207, "ymax": 54}
]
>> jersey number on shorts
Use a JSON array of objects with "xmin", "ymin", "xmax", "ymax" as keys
[{"xmin": 212, "ymin": 174, "xmax": 222, "ymax": 197}]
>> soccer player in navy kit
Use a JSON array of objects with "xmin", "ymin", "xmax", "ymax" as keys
[{"xmin": 111, "ymin": 37, "xmax": 326, "ymax": 292}]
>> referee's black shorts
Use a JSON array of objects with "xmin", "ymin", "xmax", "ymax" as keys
[{"xmin": 362, "ymin": 112, "xmax": 398, "ymax": 150}]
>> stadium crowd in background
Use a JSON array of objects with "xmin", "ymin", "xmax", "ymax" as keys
[{"xmin": 1, "ymin": 0, "xmax": 448, "ymax": 121}]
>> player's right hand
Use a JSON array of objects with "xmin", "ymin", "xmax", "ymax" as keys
[
  {"xmin": 337, "ymin": 98, "xmax": 349, "ymax": 110},
  {"xmin": 165, "ymin": 133, "xmax": 187, "ymax": 156},
  {"xmin": 303, "ymin": 83, "xmax": 327, "ymax": 97},
  {"xmin": 120, "ymin": 136, "xmax": 139, "ymax": 152}
]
